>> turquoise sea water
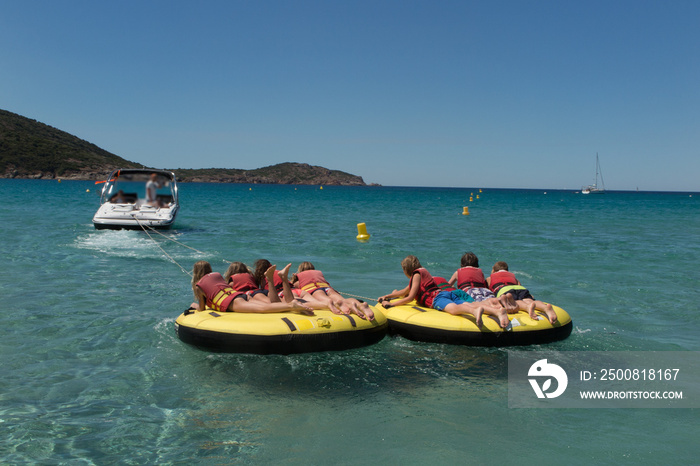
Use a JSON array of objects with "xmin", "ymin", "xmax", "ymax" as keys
[{"xmin": 1, "ymin": 179, "xmax": 698, "ymax": 464}]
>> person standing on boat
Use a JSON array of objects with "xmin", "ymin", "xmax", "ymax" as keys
[{"xmin": 145, "ymin": 173, "xmax": 162, "ymax": 207}]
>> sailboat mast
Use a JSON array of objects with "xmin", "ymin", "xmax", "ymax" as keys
[{"xmin": 596, "ymin": 153, "xmax": 605, "ymax": 189}]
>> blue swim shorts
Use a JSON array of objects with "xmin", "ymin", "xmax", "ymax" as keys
[{"xmin": 432, "ymin": 290, "xmax": 473, "ymax": 311}]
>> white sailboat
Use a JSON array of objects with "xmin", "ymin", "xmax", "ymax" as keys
[{"xmin": 582, "ymin": 153, "xmax": 605, "ymax": 194}]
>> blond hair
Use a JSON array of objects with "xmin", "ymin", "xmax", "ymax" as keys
[
  {"xmin": 191, "ymin": 261, "xmax": 213, "ymax": 296},
  {"xmin": 401, "ymin": 255, "xmax": 422, "ymax": 275},
  {"xmin": 297, "ymin": 261, "xmax": 315, "ymax": 272},
  {"xmin": 224, "ymin": 261, "xmax": 250, "ymax": 281}
]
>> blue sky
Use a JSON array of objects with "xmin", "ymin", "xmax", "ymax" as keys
[{"xmin": 2, "ymin": 0, "xmax": 698, "ymax": 191}]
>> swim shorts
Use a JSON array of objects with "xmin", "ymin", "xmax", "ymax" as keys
[
  {"xmin": 465, "ymin": 287, "xmax": 495, "ymax": 302},
  {"xmin": 501, "ymin": 287, "xmax": 534, "ymax": 301},
  {"xmin": 432, "ymin": 291, "xmax": 471, "ymax": 311}
]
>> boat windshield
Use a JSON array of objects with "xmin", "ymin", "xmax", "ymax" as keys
[{"xmin": 100, "ymin": 171, "xmax": 178, "ymax": 205}]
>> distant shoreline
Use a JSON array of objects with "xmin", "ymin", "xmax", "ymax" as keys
[{"xmin": 4, "ymin": 177, "xmax": 697, "ymax": 194}]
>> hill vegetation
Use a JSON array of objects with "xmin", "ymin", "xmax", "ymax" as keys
[
  {"xmin": 0, "ymin": 109, "xmax": 368, "ymax": 185},
  {"xmin": 172, "ymin": 163, "xmax": 366, "ymax": 185},
  {"xmin": 0, "ymin": 109, "xmax": 142, "ymax": 179}
]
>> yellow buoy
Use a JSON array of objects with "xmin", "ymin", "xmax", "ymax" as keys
[
  {"xmin": 469, "ymin": 196, "xmax": 473, "ymax": 202},
  {"xmin": 58, "ymin": 179, "xmax": 61, "ymax": 183},
  {"xmin": 356, "ymin": 222, "xmax": 370, "ymax": 241},
  {"xmin": 86, "ymin": 189, "xmax": 90, "ymax": 193},
  {"xmin": 479, "ymin": 188, "xmax": 482, "ymax": 193},
  {"xmin": 462, "ymin": 206, "xmax": 469, "ymax": 215},
  {"xmin": 320, "ymin": 186, "xmax": 323, "ymax": 190},
  {"xmin": 476, "ymin": 195, "xmax": 480, "ymax": 199}
]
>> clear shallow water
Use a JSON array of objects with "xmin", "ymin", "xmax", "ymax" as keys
[{"xmin": 1, "ymin": 179, "xmax": 698, "ymax": 464}]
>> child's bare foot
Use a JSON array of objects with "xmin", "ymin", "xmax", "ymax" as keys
[
  {"xmin": 264, "ymin": 265, "xmax": 277, "ymax": 283},
  {"xmin": 526, "ymin": 302, "xmax": 537, "ymax": 320},
  {"xmin": 501, "ymin": 295, "xmax": 518, "ymax": 312},
  {"xmin": 278, "ymin": 263, "xmax": 292, "ymax": 281},
  {"xmin": 328, "ymin": 300, "xmax": 343, "ymax": 314},
  {"xmin": 339, "ymin": 301, "xmax": 352, "ymax": 315},
  {"xmin": 351, "ymin": 303, "xmax": 367, "ymax": 320},
  {"xmin": 497, "ymin": 309, "xmax": 509, "ymax": 328},
  {"xmin": 352, "ymin": 302, "xmax": 375, "ymax": 320},
  {"xmin": 545, "ymin": 308, "xmax": 558, "ymax": 324},
  {"xmin": 359, "ymin": 303, "xmax": 375, "ymax": 320},
  {"xmin": 290, "ymin": 299, "xmax": 314, "ymax": 315},
  {"xmin": 487, "ymin": 298, "xmax": 505, "ymax": 312}
]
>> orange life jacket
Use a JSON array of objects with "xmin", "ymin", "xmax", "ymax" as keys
[
  {"xmin": 197, "ymin": 272, "xmax": 244, "ymax": 312},
  {"xmin": 228, "ymin": 273, "xmax": 259, "ymax": 292},
  {"xmin": 489, "ymin": 270, "xmax": 519, "ymax": 294},
  {"xmin": 296, "ymin": 270, "xmax": 331, "ymax": 294},
  {"xmin": 457, "ymin": 266, "xmax": 488, "ymax": 289}
]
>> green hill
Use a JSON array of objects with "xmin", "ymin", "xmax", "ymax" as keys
[
  {"xmin": 173, "ymin": 163, "xmax": 366, "ymax": 185},
  {"xmin": 0, "ymin": 109, "xmax": 368, "ymax": 185},
  {"xmin": 0, "ymin": 109, "xmax": 143, "ymax": 179}
]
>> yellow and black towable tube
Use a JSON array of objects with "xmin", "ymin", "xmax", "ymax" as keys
[
  {"xmin": 175, "ymin": 307, "xmax": 387, "ymax": 354},
  {"xmin": 376, "ymin": 301, "xmax": 572, "ymax": 347}
]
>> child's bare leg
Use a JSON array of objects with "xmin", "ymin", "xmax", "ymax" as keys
[
  {"xmin": 479, "ymin": 296, "xmax": 501, "ymax": 310},
  {"xmin": 252, "ymin": 292, "xmax": 272, "ymax": 303},
  {"xmin": 443, "ymin": 302, "xmax": 484, "ymax": 327},
  {"xmin": 289, "ymin": 299, "xmax": 315, "ymax": 315},
  {"xmin": 311, "ymin": 290, "xmax": 344, "ymax": 314},
  {"xmin": 278, "ymin": 263, "xmax": 295, "ymax": 302},
  {"xmin": 300, "ymin": 293, "xmax": 337, "ymax": 311},
  {"xmin": 484, "ymin": 298, "xmax": 506, "ymax": 312},
  {"xmin": 264, "ymin": 265, "xmax": 281, "ymax": 303}
]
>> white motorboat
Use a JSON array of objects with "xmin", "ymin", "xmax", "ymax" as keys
[{"xmin": 92, "ymin": 169, "xmax": 180, "ymax": 230}]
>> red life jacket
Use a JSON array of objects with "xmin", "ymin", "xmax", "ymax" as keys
[
  {"xmin": 489, "ymin": 270, "xmax": 518, "ymax": 294},
  {"xmin": 228, "ymin": 273, "xmax": 259, "ymax": 292},
  {"xmin": 457, "ymin": 266, "xmax": 488, "ymax": 290},
  {"xmin": 433, "ymin": 275, "xmax": 456, "ymax": 292},
  {"xmin": 197, "ymin": 272, "xmax": 244, "ymax": 312},
  {"xmin": 296, "ymin": 270, "xmax": 331, "ymax": 294},
  {"xmin": 413, "ymin": 268, "xmax": 445, "ymax": 308}
]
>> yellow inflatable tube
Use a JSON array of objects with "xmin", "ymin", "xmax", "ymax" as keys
[
  {"xmin": 175, "ymin": 307, "xmax": 387, "ymax": 354},
  {"xmin": 376, "ymin": 301, "xmax": 572, "ymax": 346}
]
